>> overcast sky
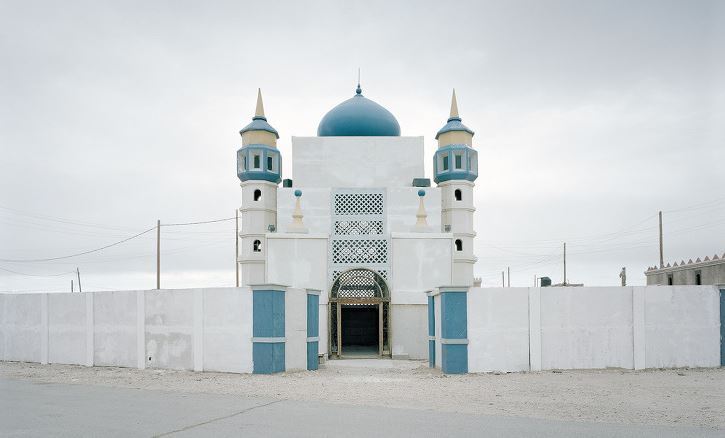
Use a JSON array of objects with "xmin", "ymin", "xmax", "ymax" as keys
[{"xmin": 1, "ymin": 0, "xmax": 723, "ymax": 292}]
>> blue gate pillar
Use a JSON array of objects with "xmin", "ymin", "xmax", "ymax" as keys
[
  {"xmin": 306, "ymin": 289, "xmax": 320, "ymax": 370},
  {"xmin": 251, "ymin": 285, "xmax": 287, "ymax": 374},
  {"xmin": 439, "ymin": 287, "xmax": 469, "ymax": 374},
  {"xmin": 427, "ymin": 293, "xmax": 436, "ymax": 368}
]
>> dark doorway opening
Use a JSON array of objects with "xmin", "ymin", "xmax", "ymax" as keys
[{"xmin": 341, "ymin": 305, "xmax": 379, "ymax": 356}]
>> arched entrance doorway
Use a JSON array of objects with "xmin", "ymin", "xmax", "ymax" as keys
[{"xmin": 329, "ymin": 268, "xmax": 390, "ymax": 358}]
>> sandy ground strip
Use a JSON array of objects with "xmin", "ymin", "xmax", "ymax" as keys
[{"xmin": 2, "ymin": 360, "xmax": 724, "ymax": 430}]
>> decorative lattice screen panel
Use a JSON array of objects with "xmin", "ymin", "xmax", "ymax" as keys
[
  {"xmin": 334, "ymin": 220, "xmax": 384, "ymax": 235},
  {"xmin": 332, "ymin": 269, "xmax": 388, "ymax": 283},
  {"xmin": 331, "ymin": 268, "xmax": 389, "ymax": 299},
  {"xmin": 328, "ymin": 189, "xmax": 390, "ymax": 287},
  {"xmin": 332, "ymin": 239, "xmax": 388, "ymax": 264},
  {"xmin": 334, "ymin": 193, "xmax": 384, "ymax": 216}
]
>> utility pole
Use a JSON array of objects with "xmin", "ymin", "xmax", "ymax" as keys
[
  {"xmin": 71, "ymin": 279, "xmax": 74, "ymax": 293},
  {"xmin": 156, "ymin": 219, "xmax": 161, "ymax": 290},
  {"xmin": 501, "ymin": 271, "xmax": 505, "ymax": 287},
  {"xmin": 76, "ymin": 268, "xmax": 82, "ymax": 293},
  {"xmin": 658, "ymin": 210, "xmax": 664, "ymax": 268},
  {"xmin": 563, "ymin": 242, "xmax": 567, "ymax": 286},
  {"xmin": 235, "ymin": 209, "xmax": 239, "ymax": 287},
  {"xmin": 507, "ymin": 266, "xmax": 510, "ymax": 287}
]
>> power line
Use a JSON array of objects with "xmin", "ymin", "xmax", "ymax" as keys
[
  {"xmin": 0, "ymin": 226, "xmax": 157, "ymax": 263},
  {"xmin": 0, "ymin": 204, "xmax": 140, "ymax": 233},
  {"xmin": 162, "ymin": 217, "xmax": 236, "ymax": 227},
  {"xmin": 0, "ymin": 266, "xmax": 77, "ymax": 277}
]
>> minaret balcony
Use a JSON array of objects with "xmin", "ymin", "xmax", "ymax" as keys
[
  {"xmin": 433, "ymin": 144, "xmax": 478, "ymax": 183},
  {"xmin": 237, "ymin": 144, "xmax": 282, "ymax": 183}
]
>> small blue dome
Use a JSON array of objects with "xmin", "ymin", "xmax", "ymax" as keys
[
  {"xmin": 317, "ymin": 86, "xmax": 400, "ymax": 137},
  {"xmin": 435, "ymin": 117, "xmax": 474, "ymax": 140},
  {"xmin": 240, "ymin": 115, "xmax": 279, "ymax": 138}
]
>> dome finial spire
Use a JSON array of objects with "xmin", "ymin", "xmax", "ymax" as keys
[
  {"xmin": 356, "ymin": 68, "xmax": 362, "ymax": 95},
  {"xmin": 449, "ymin": 88, "xmax": 459, "ymax": 120},
  {"xmin": 254, "ymin": 88, "xmax": 265, "ymax": 119}
]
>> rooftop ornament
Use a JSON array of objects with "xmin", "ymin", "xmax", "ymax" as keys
[
  {"xmin": 411, "ymin": 189, "xmax": 432, "ymax": 232},
  {"xmin": 287, "ymin": 189, "xmax": 308, "ymax": 233}
]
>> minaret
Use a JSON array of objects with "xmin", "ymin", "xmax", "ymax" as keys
[
  {"xmin": 433, "ymin": 90, "xmax": 478, "ymax": 285},
  {"xmin": 236, "ymin": 89, "xmax": 282, "ymax": 285}
]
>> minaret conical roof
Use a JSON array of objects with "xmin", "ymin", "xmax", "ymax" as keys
[
  {"xmin": 239, "ymin": 89, "xmax": 279, "ymax": 138},
  {"xmin": 435, "ymin": 89, "xmax": 474, "ymax": 140}
]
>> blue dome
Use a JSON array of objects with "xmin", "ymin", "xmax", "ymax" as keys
[{"xmin": 317, "ymin": 86, "xmax": 400, "ymax": 136}]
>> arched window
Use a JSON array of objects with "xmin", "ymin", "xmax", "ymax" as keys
[
  {"xmin": 454, "ymin": 189, "xmax": 462, "ymax": 201},
  {"xmin": 253, "ymin": 239, "xmax": 262, "ymax": 252},
  {"xmin": 253, "ymin": 189, "xmax": 262, "ymax": 201},
  {"xmin": 455, "ymin": 239, "xmax": 463, "ymax": 252}
]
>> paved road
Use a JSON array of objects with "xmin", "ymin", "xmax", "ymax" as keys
[{"xmin": 1, "ymin": 378, "xmax": 721, "ymax": 437}]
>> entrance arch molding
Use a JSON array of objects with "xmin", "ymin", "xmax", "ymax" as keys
[{"xmin": 329, "ymin": 268, "xmax": 390, "ymax": 358}]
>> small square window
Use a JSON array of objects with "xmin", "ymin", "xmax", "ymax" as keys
[
  {"xmin": 243, "ymin": 156, "xmax": 247, "ymax": 170},
  {"xmin": 267, "ymin": 156, "xmax": 273, "ymax": 171},
  {"xmin": 442, "ymin": 155, "xmax": 449, "ymax": 171},
  {"xmin": 253, "ymin": 154, "xmax": 260, "ymax": 169},
  {"xmin": 455, "ymin": 154, "xmax": 462, "ymax": 169}
]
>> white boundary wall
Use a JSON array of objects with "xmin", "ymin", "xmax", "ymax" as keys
[
  {"xmin": 468, "ymin": 286, "xmax": 721, "ymax": 373},
  {"xmin": 0, "ymin": 287, "xmax": 265, "ymax": 374}
]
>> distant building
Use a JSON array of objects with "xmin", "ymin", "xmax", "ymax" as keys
[{"xmin": 645, "ymin": 253, "xmax": 725, "ymax": 287}]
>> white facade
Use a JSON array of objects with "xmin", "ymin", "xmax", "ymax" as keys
[
  {"xmin": 239, "ymin": 180, "xmax": 278, "ymax": 285},
  {"xmin": 291, "ymin": 136, "xmax": 425, "ymax": 188},
  {"xmin": 254, "ymin": 135, "xmax": 456, "ymax": 359},
  {"xmin": 235, "ymin": 88, "xmax": 477, "ymax": 360}
]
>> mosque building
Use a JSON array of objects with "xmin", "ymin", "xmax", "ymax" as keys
[{"xmin": 236, "ymin": 84, "xmax": 479, "ymax": 360}]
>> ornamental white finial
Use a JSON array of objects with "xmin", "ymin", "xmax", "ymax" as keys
[
  {"xmin": 412, "ymin": 190, "xmax": 432, "ymax": 232},
  {"xmin": 287, "ymin": 190, "xmax": 308, "ymax": 233},
  {"xmin": 450, "ymin": 89, "xmax": 459, "ymax": 119},
  {"xmin": 255, "ymin": 88, "xmax": 265, "ymax": 118}
]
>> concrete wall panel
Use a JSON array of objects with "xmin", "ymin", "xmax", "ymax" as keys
[
  {"xmin": 541, "ymin": 287, "xmax": 634, "ymax": 370},
  {"xmin": 145, "ymin": 290, "xmax": 194, "ymax": 370},
  {"xmin": 644, "ymin": 286, "xmax": 720, "ymax": 368},
  {"xmin": 0, "ymin": 294, "xmax": 5, "ymax": 360},
  {"xmin": 202, "ymin": 287, "xmax": 253, "ymax": 373},
  {"xmin": 94, "ymin": 291, "xmax": 138, "ymax": 368},
  {"xmin": 285, "ymin": 288, "xmax": 307, "ymax": 371},
  {"xmin": 391, "ymin": 304, "xmax": 427, "ymax": 360},
  {"xmin": 2, "ymin": 294, "xmax": 42, "ymax": 362},
  {"xmin": 48, "ymin": 293, "xmax": 86, "ymax": 365},
  {"xmin": 468, "ymin": 287, "xmax": 529, "ymax": 373}
]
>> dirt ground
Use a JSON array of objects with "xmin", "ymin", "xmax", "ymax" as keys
[{"xmin": 2, "ymin": 360, "xmax": 724, "ymax": 430}]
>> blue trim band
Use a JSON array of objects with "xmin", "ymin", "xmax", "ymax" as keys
[
  {"xmin": 433, "ymin": 145, "xmax": 478, "ymax": 183},
  {"xmin": 435, "ymin": 118, "xmax": 474, "ymax": 139},
  {"xmin": 440, "ymin": 338, "xmax": 469, "ymax": 345},
  {"xmin": 252, "ymin": 337, "xmax": 286, "ymax": 343},
  {"xmin": 240, "ymin": 118, "xmax": 280, "ymax": 138},
  {"xmin": 237, "ymin": 144, "xmax": 282, "ymax": 183}
]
